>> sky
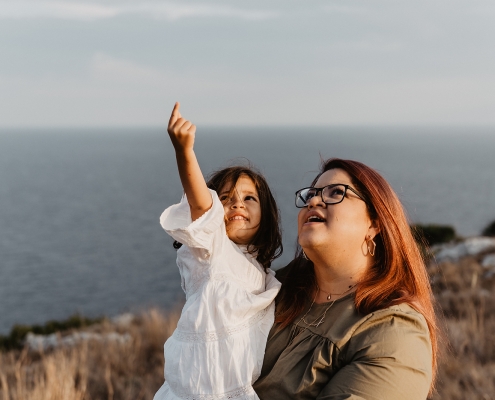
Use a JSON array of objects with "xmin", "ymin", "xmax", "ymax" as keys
[{"xmin": 1, "ymin": 0, "xmax": 495, "ymax": 127}]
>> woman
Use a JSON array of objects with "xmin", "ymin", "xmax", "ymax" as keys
[{"xmin": 253, "ymin": 158, "xmax": 439, "ymax": 400}]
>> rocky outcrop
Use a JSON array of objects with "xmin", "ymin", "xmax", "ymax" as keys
[
  {"xmin": 432, "ymin": 237, "xmax": 495, "ymax": 278},
  {"xmin": 433, "ymin": 237, "xmax": 495, "ymax": 262}
]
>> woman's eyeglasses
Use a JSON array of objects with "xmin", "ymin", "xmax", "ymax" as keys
[{"xmin": 295, "ymin": 184, "xmax": 366, "ymax": 208}]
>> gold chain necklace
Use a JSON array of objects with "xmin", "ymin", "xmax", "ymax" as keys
[
  {"xmin": 287, "ymin": 284, "xmax": 357, "ymax": 346},
  {"xmin": 318, "ymin": 283, "xmax": 358, "ymax": 301},
  {"xmin": 301, "ymin": 298, "xmax": 336, "ymax": 327}
]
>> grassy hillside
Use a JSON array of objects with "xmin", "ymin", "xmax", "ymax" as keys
[{"xmin": 1, "ymin": 249, "xmax": 495, "ymax": 399}]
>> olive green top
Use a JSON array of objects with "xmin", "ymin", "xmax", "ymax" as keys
[{"xmin": 253, "ymin": 293, "xmax": 432, "ymax": 400}]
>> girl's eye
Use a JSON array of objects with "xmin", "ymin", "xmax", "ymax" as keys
[
  {"xmin": 245, "ymin": 196, "xmax": 257, "ymax": 201},
  {"xmin": 219, "ymin": 195, "xmax": 228, "ymax": 202}
]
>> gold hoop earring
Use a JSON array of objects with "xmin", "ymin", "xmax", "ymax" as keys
[{"xmin": 366, "ymin": 235, "xmax": 376, "ymax": 257}]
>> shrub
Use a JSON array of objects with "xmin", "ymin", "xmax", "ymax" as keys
[
  {"xmin": 482, "ymin": 220, "xmax": 495, "ymax": 237},
  {"xmin": 412, "ymin": 224, "xmax": 457, "ymax": 247},
  {"xmin": 0, "ymin": 314, "xmax": 103, "ymax": 351}
]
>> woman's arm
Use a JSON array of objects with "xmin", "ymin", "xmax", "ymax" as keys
[
  {"xmin": 167, "ymin": 102, "xmax": 212, "ymax": 221},
  {"xmin": 317, "ymin": 305, "xmax": 432, "ymax": 400}
]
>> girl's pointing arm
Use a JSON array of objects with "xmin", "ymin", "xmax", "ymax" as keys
[{"xmin": 168, "ymin": 102, "xmax": 212, "ymax": 221}]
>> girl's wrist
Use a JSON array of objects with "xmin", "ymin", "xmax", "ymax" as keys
[{"xmin": 174, "ymin": 146, "xmax": 195, "ymax": 157}]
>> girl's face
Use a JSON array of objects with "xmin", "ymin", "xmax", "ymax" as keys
[{"xmin": 219, "ymin": 175, "xmax": 261, "ymax": 245}]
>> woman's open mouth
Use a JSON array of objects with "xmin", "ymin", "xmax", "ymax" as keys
[
  {"xmin": 306, "ymin": 215, "xmax": 325, "ymax": 223},
  {"xmin": 304, "ymin": 210, "xmax": 326, "ymax": 223}
]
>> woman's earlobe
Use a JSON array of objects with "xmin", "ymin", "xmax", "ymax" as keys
[{"xmin": 369, "ymin": 219, "xmax": 381, "ymax": 236}]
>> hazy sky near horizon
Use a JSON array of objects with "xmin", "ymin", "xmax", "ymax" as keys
[{"xmin": 1, "ymin": 0, "xmax": 495, "ymax": 127}]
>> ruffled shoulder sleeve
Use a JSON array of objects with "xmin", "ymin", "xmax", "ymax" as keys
[{"xmin": 160, "ymin": 189, "xmax": 225, "ymax": 251}]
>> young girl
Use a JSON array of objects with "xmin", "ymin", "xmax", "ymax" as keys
[{"xmin": 153, "ymin": 103, "xmax": 282, "ymax": 400}]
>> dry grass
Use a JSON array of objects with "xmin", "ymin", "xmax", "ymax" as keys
[
  {"xmin": 0, "ymin": 308, "xmax": 179, "ymax": 400},
  {"xmin": 1, "ymin": 256, "xmax": 495, "ymax": 399},
  {"xmin": 429, "ymin": 256, "xmax": 495, "ymax": 400}
]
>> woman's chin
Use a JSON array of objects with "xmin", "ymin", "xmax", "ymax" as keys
[{"xmin": 298, "ymin": 234, "xmax": 321, "ymax": 250}]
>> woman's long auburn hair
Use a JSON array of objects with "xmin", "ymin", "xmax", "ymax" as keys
[{"xmin": 275, "ymin": 158, "xmax": 439, "ymax": 390}]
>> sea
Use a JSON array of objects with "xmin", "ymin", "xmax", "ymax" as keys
[{"xmin": 0, "ymin": 127, "xmax": 494, "ymax": 334}]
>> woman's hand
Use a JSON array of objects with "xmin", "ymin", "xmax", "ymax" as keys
[{"xmin": 167, "ymin": 102, "xmax": 197, "ymax": 152}]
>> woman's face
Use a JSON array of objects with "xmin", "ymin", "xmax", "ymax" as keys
[{"xmin": 297, "ymin": 168, "xmax": 377, "ymax": 257}]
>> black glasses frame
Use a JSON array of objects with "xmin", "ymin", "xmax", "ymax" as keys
[{"xmin": 294, "ymin": 184, "xmax": 366, "ymax": 208}]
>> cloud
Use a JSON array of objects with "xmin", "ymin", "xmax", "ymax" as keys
[
  {"xmin": 313, "ymin": 75, "xmax": 495, "ymax": 125},
  {"xmin": 2, "ymin": 64, "xmax": 495, "ymax": 127},
  {"xmin": 87, "ymin": 53, "xmax": 219, "ymax": 92},
  {"xmin": 330, "ymin": 35, "xmax": 402, "ymax": 53},
  {"xmin": 469, "ymin": 4, "xmax": 495, "ymax": 16},
  {"xmin": 323, "ymin": 5, "xmax": 367, "ymax": 14},
  {"xmin": 0, "ymin": 1, "xmax": 278, "ymax": 21},
  {"xmin": 89, "ymin": 53, "xmax": 168, "ymax": 84},
  {"xmin": 0, "ymin": 2, "xmax": 118, "ymax": 20}
]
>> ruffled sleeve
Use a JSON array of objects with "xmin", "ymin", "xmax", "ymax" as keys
[{"xmin": 160, "ymin": 189, "xmax": 225, "ymax": 251}]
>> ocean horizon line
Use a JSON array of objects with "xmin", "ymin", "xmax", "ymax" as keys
[{"xmin": 1, "ymin": 124, "xmax": 495, "ymax": 134}]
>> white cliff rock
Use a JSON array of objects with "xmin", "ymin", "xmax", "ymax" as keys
[
  {"xmin": 25, "ymin": 331, "xmax": 131, "ymax": 351},
  {"xmin": 482, "ymin": 254, "xmax": 495, "ymax": 268},
  {"xmin": 433, "ymin": 237, "xmax": 495, "ymax": 263}
]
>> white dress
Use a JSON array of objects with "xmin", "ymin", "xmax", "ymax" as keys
[{"xmin": 154, "ymin": 190, "xmax": 281, "ymax": 400}]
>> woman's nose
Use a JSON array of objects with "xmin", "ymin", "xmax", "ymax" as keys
[{"xmin": 307, "ymin": 194, "xmax": 324, "ymax": 208}]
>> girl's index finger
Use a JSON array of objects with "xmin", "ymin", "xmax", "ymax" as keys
[{"xmin": 169, "ymin": 102, "xmax": 181, "ymax": 126}]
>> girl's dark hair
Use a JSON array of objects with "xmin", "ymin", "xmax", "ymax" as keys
[
  {"xmin": 275, "ymin": 158, "xmax": 439, "ymax": 392},
  {"xmin": 174, "ymin": 165, "xmax": 283, "ymax": 272}
]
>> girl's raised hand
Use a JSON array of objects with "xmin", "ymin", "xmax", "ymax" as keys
[
  {"xmin": 167, "ymin": 102, "xmax": 197, "ymax": 152},
  {"xmin": 167, "ymin": 102, "xmax": 211, "ymax": 220}
]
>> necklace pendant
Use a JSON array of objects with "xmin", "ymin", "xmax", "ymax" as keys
[{"xmin": 326, "ymin": 294, "xmax": 331, "ymax": 300}]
